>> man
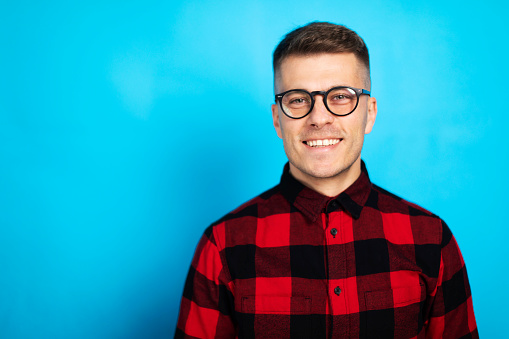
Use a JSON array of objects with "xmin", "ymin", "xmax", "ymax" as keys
[{"xmin": 175, "ymin": 22, "xmax": 478, "ymax": 338}]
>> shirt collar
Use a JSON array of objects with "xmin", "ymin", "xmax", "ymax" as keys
[{"xmin": 279, "ymin": 160, "xmax": 372, "ymax": 222}]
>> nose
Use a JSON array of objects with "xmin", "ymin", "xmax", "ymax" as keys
[{"xmin": 307, "ymin": 95, "xmax": 334, "ymax": 128}]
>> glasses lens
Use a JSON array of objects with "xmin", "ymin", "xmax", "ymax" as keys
[
  {"xmin": 281, "ymin": 90, "xmax": 312, "ymax": 118},
  {"xmin": 327, "ymin": 87, "xmax": 357, "ymax": 115}
]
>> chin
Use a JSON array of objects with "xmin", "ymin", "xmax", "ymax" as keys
[
  {"xmin": 310, "ymin": 167, "xmax": 346, "ymax": 179},
  {"xmin": 298, "ymin": 163, "xmax": 348, "ymax": 179}
]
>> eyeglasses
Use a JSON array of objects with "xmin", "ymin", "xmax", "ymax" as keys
[{"xmin": 275, "ymin": 86, "xmax": 371, "ymax": 119}]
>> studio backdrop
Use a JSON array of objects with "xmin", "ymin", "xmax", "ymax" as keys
[{"xmin": 1, "ymin": 0, "xmax": 507, "ymax": 337}]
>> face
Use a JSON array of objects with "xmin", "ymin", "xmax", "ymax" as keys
[{"xmin": 272, "ymin": 53, "xmax": 377, "ymax": 190}]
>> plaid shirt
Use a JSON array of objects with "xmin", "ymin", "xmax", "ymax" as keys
[{"xmin": 176, "ymin": 161, "xmax": 478, "ymax": 338}]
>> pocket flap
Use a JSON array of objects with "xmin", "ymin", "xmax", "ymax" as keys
[
  {"xmin": 241, "ymin": 295, "xmax": 311, "ymax": 314},
  {"xmin": 365, "ymin": 284, "xmax": 424, "ymax": 310}
]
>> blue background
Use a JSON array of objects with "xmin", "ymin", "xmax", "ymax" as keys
[{"xmin": 1, "ymin": 1, "xmax": 506, "ymax": 337}]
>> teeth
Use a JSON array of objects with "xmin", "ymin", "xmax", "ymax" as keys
[{"xmin": 306, "ymin": 139, "xmax": 340, "ymax": 147}]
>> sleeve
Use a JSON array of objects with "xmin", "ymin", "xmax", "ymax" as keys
[
  {"xmin": 425, "ymin": 221, "xmax": 478, "ymax": 338},
  {"xmin": 175, "ymin": 226, "xmax": 236, "ymax": 338}
]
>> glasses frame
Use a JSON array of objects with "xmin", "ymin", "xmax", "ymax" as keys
[{"xmin": 275, "ymin": 86, "xmax": 371, "ymax": 119}]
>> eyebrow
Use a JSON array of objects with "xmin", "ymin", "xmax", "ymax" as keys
[{"xmin": 281, "ymin": 84, "xmax": 356, "ymax": 92}]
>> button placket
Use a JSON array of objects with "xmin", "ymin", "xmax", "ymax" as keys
[
  {"xmin": 330, "ymin": 228, "xmax": 338, "ymax": 238},
  {"xmin": 326, "ymin": 199, "xmax": 339, "ymax": 213},
  {"xmin": 334, "ymin": 286, "xmax": 341, "ymax": 296}
]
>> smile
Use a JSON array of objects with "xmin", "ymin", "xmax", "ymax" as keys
[{"xmin": 304, "ymin": 139, "xmax": 341, "ymax": 147}]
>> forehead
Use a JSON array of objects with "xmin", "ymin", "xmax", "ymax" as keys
[{"xmin": 275, "ymin": 53, "xmax": 365, "ymax": 92}]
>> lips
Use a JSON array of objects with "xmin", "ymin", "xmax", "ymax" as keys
[{"xmin": 304, "ymin": 138, "xmax": 341, "ymax": 147}]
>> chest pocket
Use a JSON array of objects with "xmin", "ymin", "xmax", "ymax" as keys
[
  {"xmin": 237, "ymin": 295, "xmax": 325, "ymax": 338},
  {"xmin": 363, "ymin": 285, "xmax": 425, "ymax": 339},
  {"xmin": 241, "ymin": 295, "xmax": 311, "ymax": 314}
]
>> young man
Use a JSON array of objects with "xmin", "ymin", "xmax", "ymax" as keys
[{"xmin": 176, "ymin": 22, "xmax": 478, "ymax": 338}]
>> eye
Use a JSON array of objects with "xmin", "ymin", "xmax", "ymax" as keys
[
  {"xmin": 332, "ymin": 94, "xmax": 347, "ymax": 100},
  {"xmin": 289, "ymin": 97, "xmax": 308, "ymax": 104},
  {"xmin": 283, "ymin": 91, "xmax": 311, "ymax": 107},
  {"xmin": 328, "ymin": 88, "xmax": 356, "ymax": 105}
]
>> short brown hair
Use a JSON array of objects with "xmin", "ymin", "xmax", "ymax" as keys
[{"xmin": 273, "ymin": 22, "xmax": 370, "ymax": 86}]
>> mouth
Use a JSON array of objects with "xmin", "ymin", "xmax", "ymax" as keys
[{"xmin": 303, "ymin": 138, "xmax": 342, "ymax": 148}]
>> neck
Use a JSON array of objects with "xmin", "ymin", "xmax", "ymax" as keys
[{"xmin": 289, "ymin": 158, "xmax": 362, "ymax": 197}]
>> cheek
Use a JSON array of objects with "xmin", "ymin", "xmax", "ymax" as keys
[
  {"xmin": 275, "ymin": 123, "xmax": 283, "ymax": 139},
  {"xmin": 352, "ymin": 113, "xmax": 368, "ymax": 135},
  {"xmin": 279, "ymin": 123, "xmax": 301, "ymax": 150}
]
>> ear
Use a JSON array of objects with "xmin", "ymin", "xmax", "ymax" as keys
[
  {"xmin": 364, "ymin": 97, "xmax": 377, "ymax": 134},
  {"xmin": 272, "ymin": 103, "xmax": 283, "ymax": 139}
]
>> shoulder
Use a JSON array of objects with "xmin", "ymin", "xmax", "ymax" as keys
[
  {"xmin": 370, "ymin": 183, "xmax": 437, "ymax": 217},
  {"xmin": 202, "ymin": 183, "xmax": 286, "ymax": 246},
  {"xmin": 213, "ymin": 184, "xmax": 283, "ymax": 225},
  {"xmin": 369, "ymin": 183, "xmax": 448, "ymax": 246}
]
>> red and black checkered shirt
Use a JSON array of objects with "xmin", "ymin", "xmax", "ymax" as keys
[{"xmin": 176, "ymin": 161, "xmax": 478, "ymax": 338}]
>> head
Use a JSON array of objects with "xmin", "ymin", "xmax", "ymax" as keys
[
  {"xmin": 273, "ymin": 21, "xmax": 371, "ymax": 89},
  {"xmin": 271, "ymin": 22, "xmax": 377, "ymax": 196}
]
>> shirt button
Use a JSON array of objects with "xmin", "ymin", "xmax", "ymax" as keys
[
  {"xmin": 330, "ymin": 228, "xmax": 338, "ymax": 236},
  {"xmin": 330, "ymin": 201, "xmax": 338, "ymax": 208},
  {"xmin": 334, "ymin": 286, "xmax": 341, "ymax": 296}
]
